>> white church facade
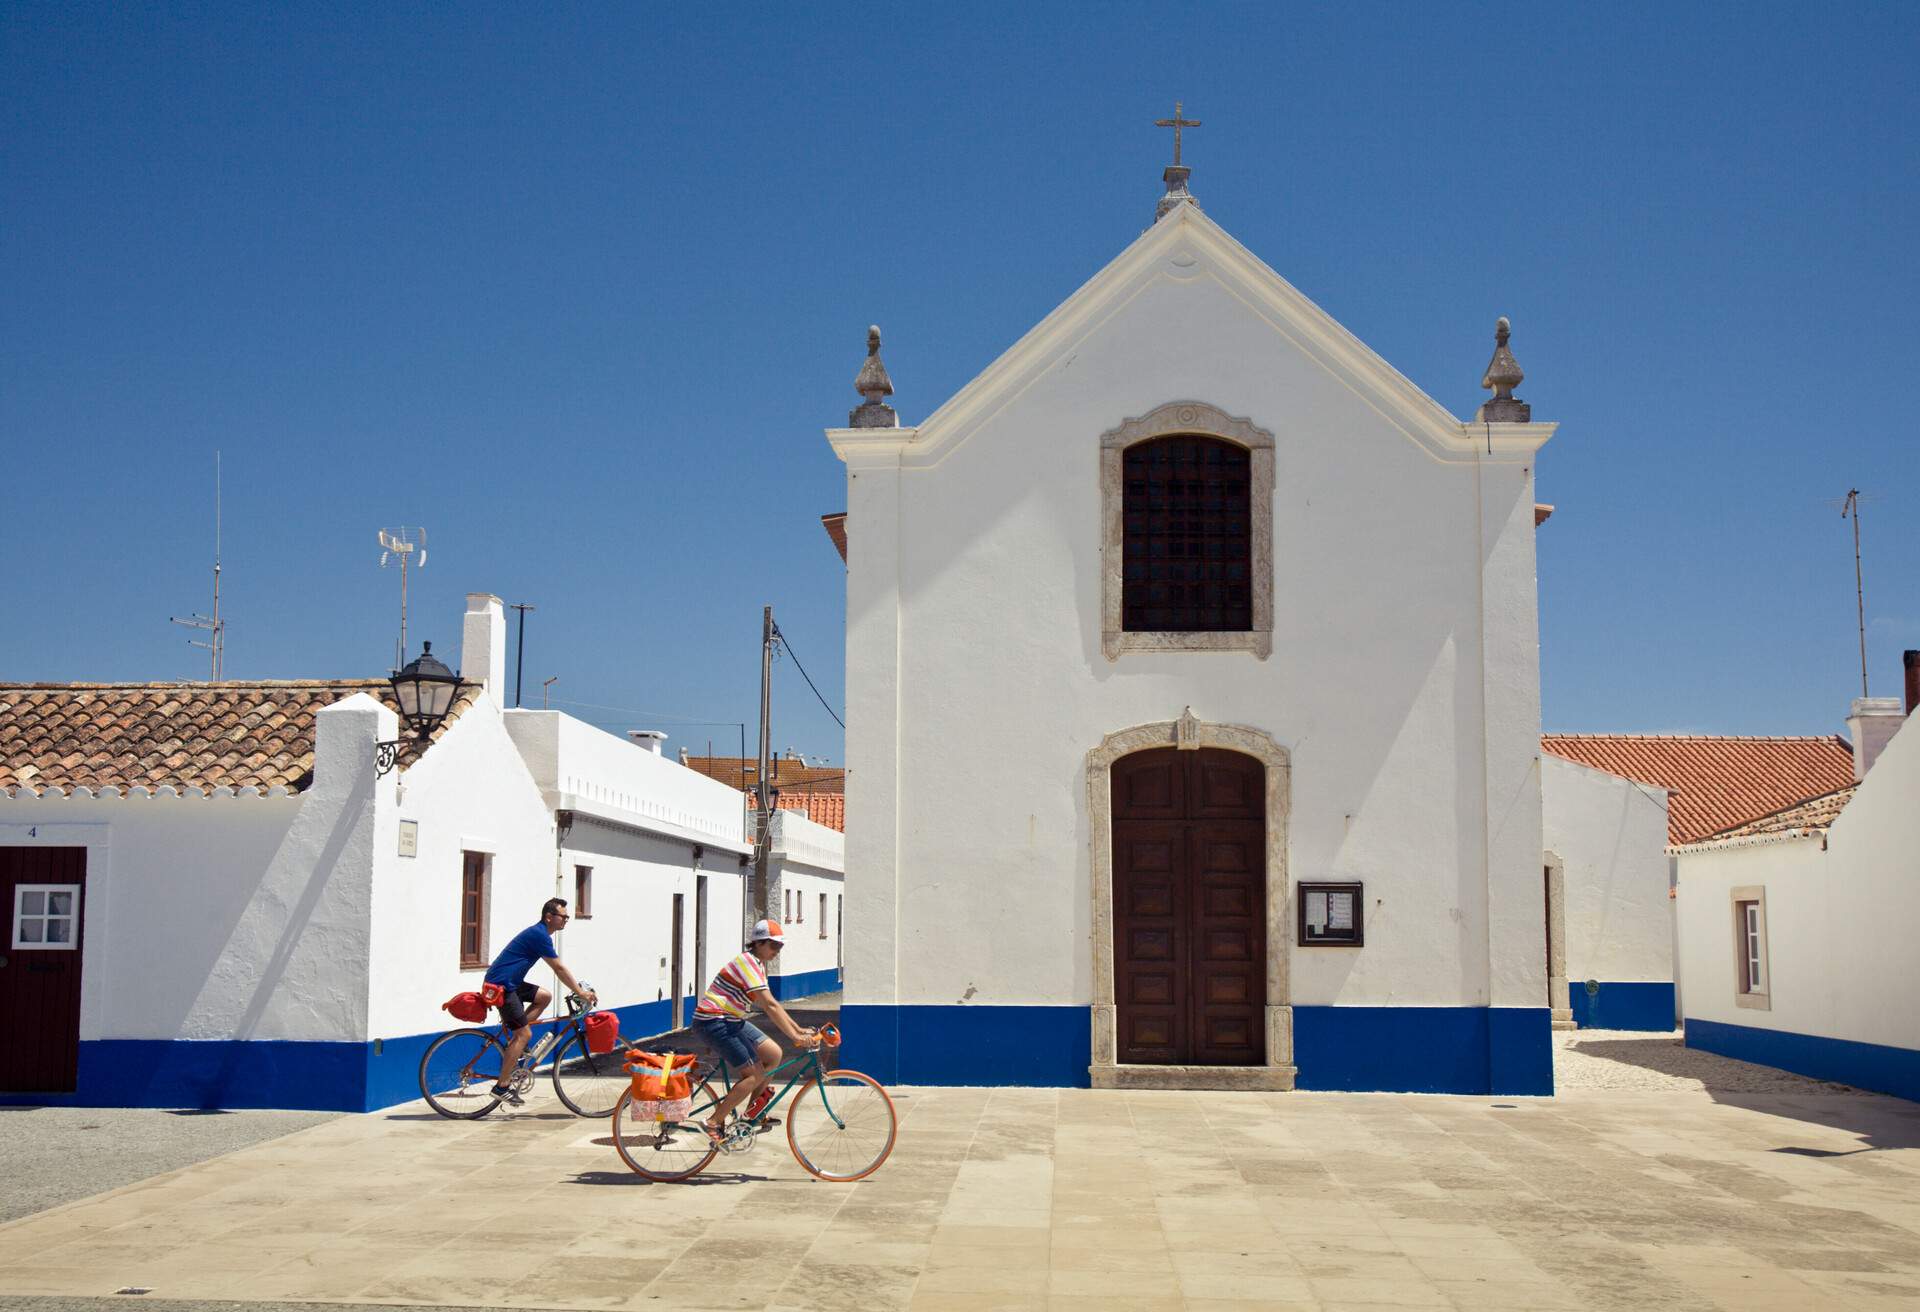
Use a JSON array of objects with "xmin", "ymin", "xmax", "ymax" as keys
[{"xmin": 829, "ymin": 166, "xmax": 1560, "ymax": 1094}]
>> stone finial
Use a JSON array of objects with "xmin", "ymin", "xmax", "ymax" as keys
[
  {"xmin": 1477, "ymin": 316, "xmax": 1531, "ymax": 423},
  {"xmin": 849, "ymin": 325, "xmax": 898, "ymax": 428},
  {"xmin": 1155, "ymin": 164, "xmax": 1196, "ymax": 222}
]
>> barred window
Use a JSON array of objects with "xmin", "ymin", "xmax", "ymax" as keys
[{"xmin": 1121, "ymin": 435, "xmax": 1252, "ymax": 632}]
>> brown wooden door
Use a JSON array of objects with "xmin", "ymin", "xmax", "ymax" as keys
[
  {"xmin": 1, "ymin": 847, "xmax": 87, "ymax": 1093},
  {"xmin": 1112, "ymin": 749, "xmax": 1264, "ymax": 1066}
]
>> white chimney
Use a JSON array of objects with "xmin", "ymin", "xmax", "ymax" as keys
[
  {"xmin": 1847, "ymin": 696, "xmax": 1905, "ymax": 779},
  {"xmin": 628, "ymin": 729, "xmax": 668, "ymax": 756},
  {"xmin": 461, "ymin": 594, "xmax": 507, "ymax": 700}
]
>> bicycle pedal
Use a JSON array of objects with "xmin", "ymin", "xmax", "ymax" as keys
[{"xmin": 753, "ymin": 1117, "xmax": 781, "ymax": 1132}]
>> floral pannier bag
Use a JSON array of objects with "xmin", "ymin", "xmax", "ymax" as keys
[{"xmin": 625, "ymin": 1050, "xmax": 697, "ymax": 1122}]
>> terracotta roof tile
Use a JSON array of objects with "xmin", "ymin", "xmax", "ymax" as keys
[
  {"xmin": 1542, "ymin": 734, "xmax": 1856, "ymax": 845},
  {"xmin": 1694, "ymin": 784, "xmax": 1857, "ymax": 844},
  {"xmin": 0, "ymin": 680, "xmax": 480, "ymax": 797},
  {"xmin": 749, "ymin": 792, "xmax": 846, "ymax": 834},
  {"xmin": 822, "ymin": 512, "xmax": 848, "ymax": 564},
  {"xmin": 685, "ymin": 755, "xmax": 844, "ymax": 794}
]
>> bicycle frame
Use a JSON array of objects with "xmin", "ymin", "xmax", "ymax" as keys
[{"xmin": 680, "ymin": 1044, "xmax": 849, "ymax": 1131}]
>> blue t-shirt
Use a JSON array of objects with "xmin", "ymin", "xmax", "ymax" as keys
[{"xmin": 485, "ymin": 923, "xmax": 557, "ymax": 988}]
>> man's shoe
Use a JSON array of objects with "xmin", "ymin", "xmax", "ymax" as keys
[{"xmin": 491, "ymin": 1084, "xmax": 524, "ymax": 1107}]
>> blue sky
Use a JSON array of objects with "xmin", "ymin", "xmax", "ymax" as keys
[{"xmin": 4, "ymin": 4, "xmax": 1916, "ymax": 758}]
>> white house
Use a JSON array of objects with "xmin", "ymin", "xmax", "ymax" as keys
[
  {"xmin": 1540, "ymin": 755, "xmax": 1673, "ymax": 1030},
  {"xmin": 764, "ymin": 808, "xmax": 845, "ymax": 1000},
  {"xmin": 827, "ymin": 164, "xmax": 1559, "ymax": 1093},
  {"xmin": 1674, "ymin": 675, "xmax": 1920, "ymax": 1102},
  {"xmin": 0, "ymin": 593, "xmax": 780, "ymax": 1111}
]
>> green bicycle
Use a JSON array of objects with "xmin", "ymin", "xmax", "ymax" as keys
[{"xmin": 611, "ymin": 1024, "xmax": 897, "ymax": 1183}]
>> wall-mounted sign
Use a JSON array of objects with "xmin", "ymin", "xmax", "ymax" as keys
[
  {"xmin": 398, "ymin": 819, "xmax": 419, "ymax": 858},
  {"xmin": 1298, "ymin": 881, "xmax": 1364, "ymax": 946}
]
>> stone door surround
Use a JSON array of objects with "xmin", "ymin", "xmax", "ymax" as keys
[
  {"xmin": 1100, "ymin": 400, "xmax": 1276, "ymax": 661},
  {"xmin": 1087, "ymin": 710, "xmax": 1296, "ymax": 1090}
]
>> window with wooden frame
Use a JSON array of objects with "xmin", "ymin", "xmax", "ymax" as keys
[
  {"xmin": 459, "ymin": 851, "xmax": 490, "ymax": 969},
  {"xmin": 574, "ymin": 865, "xmax": 593, "ymax": 919},
  {"xmin": 819, "ymin": 893, "xmax": 828, "ymax": 939},
  {"xmin": 795, "ymin": 887, "xmax": 803, "ymax": 924},
  {"xmin": 1732, "ymin": 887, "xmax": 1769, "ymax": 1009},
  {"xmin": 1122, "ymin": 436, "xmax": 1252, "ymax": 633},
  {"xmin": 1100, "ymin": 402, "xmax": 1274, "ymax": 660}
]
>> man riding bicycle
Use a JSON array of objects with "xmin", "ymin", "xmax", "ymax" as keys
[
  {"xmin": 693, "ymin": 918, "xmax": 817, "ymax": 1140},
  {"xmin": 485, "ymin": 897, "xmax": 597, "ymax": 1105}
]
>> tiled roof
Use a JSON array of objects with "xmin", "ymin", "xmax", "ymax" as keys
[
  {"xmin": 760, "ymin": 792, "xmax": 845, "ymax": 832},
  {"xmin": 685, "ymin": 754, "xmax": 844, "ymax": 794},
  {"xmin": 1541, "ymin": 734, "xmax": 1856, "ymax": 845},
  {"xmin": 1690, "ymin": 784, "xmax": 1858, "ymax": 846},
  {"xmin": 0, "ymin": 680, "xmax": 478, "ymax": 798},
  {"xmin": 822, "ymin": 512, "xmax": 848, "ymax": 564}
]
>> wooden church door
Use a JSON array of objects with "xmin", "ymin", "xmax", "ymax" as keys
[{"xmin": 1111, "ymin": 748, "xmax": 1265, "ymax": 1066}]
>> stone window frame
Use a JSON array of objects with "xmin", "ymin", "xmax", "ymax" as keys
[
  {"xmin": 1731, "ymin": 885, "xmax": 1770, "ymax": 1011},
  {"xmin": 1085, "ymin": 708, "xmax": 1295, "ymax": 1090},
  {"xmin": 1101, "ymin": 401, "xmax": 1275, "ymax": 662}
]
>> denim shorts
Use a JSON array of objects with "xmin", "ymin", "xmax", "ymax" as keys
[{"xmin": 694, "ymin": 1017, "xmax": 767, "ymax": 1071}]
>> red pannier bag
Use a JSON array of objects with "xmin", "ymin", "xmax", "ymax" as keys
[
  {"xmin": 442, "ymin": 991, "xmax": 488, "ymax": 1023},
  {"xmin": 584, "ymin": 1011, "xmax": 619, "ymax": 1054}
]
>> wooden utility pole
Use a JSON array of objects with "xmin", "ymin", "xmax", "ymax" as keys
[{"xmin": 753, "ymin": 605, "xmax": 775, "ymax": 925}]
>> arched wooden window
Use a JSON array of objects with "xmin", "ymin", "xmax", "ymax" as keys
[
  {"xmin": 1100, "ymin": 401, "xmax": 1273, "ymax": 660},
  {"xmin": 1121, "ymin": 435, "xmax": 1252, "ymax": 633}
]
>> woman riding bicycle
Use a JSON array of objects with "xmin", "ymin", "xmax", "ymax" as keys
[{"xmin": 692, "ymin": 918, "xmax": 817, "ymax": 1141}]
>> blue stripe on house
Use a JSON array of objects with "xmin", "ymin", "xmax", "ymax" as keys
[
  {"xmin": 1569, "ymin": 981, "xmax": 1675, "ymax": 1032},
  {"xmin": 1686, "ymin": 1018, "xmax": 1920, "ymax": 1104},
  {"xmin": 1, "ymin": 997, "xmax": 697, "ymax": 1113},
  {"xmin": 834, "ymin": 1004, "xmax": 1553, "ymax": 1094},
  {"xmin": 837, "ymin": 1004, "xmax": 1091, "ymax": 1086},
  {"xmin": 1294, "ymin": 1006, "xmax": 1554, "ymax": 1095},
  {"xmin": 769, "ymin": 966, "xmax": 842, "ymax": 1002}
]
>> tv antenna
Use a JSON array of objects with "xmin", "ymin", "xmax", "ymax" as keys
[
  {"xmin": 378, "ymin": 526, "xmax": 427, "ymax": 667},
  {"xmin": 169, "ymin": 451, "xmax": 225, "ymax": 679},
  {"xmin": 1830, "ymin": 489, "xmax": 1881, "ymax": 697}
]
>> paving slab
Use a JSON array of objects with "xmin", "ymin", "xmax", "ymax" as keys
[{"xmin": 4, "ymin": 1030, "xmax": 1920, "ymax": 1310}]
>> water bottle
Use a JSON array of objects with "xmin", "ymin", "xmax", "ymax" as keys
[{"xmin": 528, "ymin": 1029, "xmax": 558, "ymax": 1064}]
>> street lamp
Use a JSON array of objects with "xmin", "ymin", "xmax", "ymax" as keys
[{"xmin": 375, "ymin": 641, "xmax": 465, "ymax": 776}]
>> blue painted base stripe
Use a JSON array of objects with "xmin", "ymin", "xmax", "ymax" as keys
[
  {"xmin": 1686, "ymin": 1018, "xmax": 1920, "ymax": 1104},
  {"xmin": 835, "ymin": 1004, "xmax": 1553, "ymax": 1094},
  {"xmin": 769, "ymin": 966, "xmax": 842, "ymax": 1002},
  {"xmin": 1294, "ymin": 1006, "xmax": 1554, "ymax": 1095},
  {"xmin": 837, "ymin": 1005, "xmax": 1091, "ymax": 1087},
  {"xmin": 1569, "ymin": 981, "xmax": 1676, "ymax": 1032},
  {"xmin": 1, "ymin": 996, "xmax": 701, "ymax": 1112}
]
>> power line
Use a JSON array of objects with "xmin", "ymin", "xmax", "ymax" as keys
[{"xmin": 771, "ymin": 622, "xmax": 845, "ymax": 729}]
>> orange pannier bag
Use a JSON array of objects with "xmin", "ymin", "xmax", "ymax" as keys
[
  {"xmin": 625, "ymin": 1050, "xmax": 697, "ymax": 1121},
  {"xmin": 584, "ymin": 1011, "xmax": 619, "ymax": 1054},
  {"xmin": 442, "ymin": 992, "xmax": 488, "ymax": 1024}
]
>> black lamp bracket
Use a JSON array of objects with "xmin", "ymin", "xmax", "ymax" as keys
[{"xmin": 374, "ymin": 740, "xmax": 402, "ymax": 778}]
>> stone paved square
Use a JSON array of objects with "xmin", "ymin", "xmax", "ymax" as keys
[{"xmin": 2, "ymin": 1036, "xmax": 1919, "ymax": 1310}]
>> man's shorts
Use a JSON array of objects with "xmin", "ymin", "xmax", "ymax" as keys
[
  {"xmin": 496, "ymin": 981, "xmax": 542, "ymax": 1030},
  {"xmin": 694, "ymin": 1016, "xmax": 768, "ymax": 1071}
]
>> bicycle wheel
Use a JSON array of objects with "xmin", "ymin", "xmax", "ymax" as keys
[
  {"xmin": 611, "ymin": 1083, "xmax": 723, "ymax": 1182},
  {"xmin": 418, "ymin": 1028, "xmax": 507, "ymax": 1119},
  {"xmin": 786, "ymin": 1068, "xmax": 897, "ymax": 1182},
  {"xmin": 551, "ymin": 1032, "xmax": 628, "ymax": 1118}
]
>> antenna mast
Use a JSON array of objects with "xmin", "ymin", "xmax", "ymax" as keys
[
  {"xmin": 378, "ymin": 526, "xmax": 427, "ymax": 667},
  {"xmin": 169, "ymin": 451, "xmax": 225, "ymax": 679},
  {"xmin": 1841, "ymin": 490, "xmax": 1869, "ymax": 697}
]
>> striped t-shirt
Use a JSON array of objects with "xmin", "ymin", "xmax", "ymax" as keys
[{"xmin": 695, "ymin": 951, "xmax": 769, "ymax": 1019}]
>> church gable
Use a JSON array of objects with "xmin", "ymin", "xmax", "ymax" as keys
[{"xmin": 873, "ymin": 204, "xmax": 1551, "ymax": 467}]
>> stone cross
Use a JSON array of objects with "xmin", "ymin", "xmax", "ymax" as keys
[{"xmin": 1155, "ymin": 101, "xmax": 1201, "ymax": 167}]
